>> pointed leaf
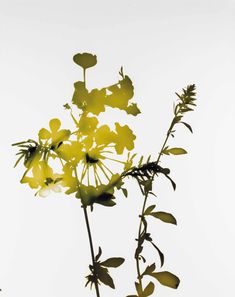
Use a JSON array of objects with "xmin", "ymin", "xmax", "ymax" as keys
[
  {"xmin": 163, "ymin": 147, "xmax": 187, "ymax": 155},
  {"xmin": 122, "ymin": 188, "xmax": 128, "ymax": 197},
  {"xmin": 100, "ymin": 257, "xmax": 125, "ymax": 268},
  {"xmin": 97, "ymin": 266, "xmax": 115, "ymax": 289},
  {"xmin": 149, "ymin": 242, "xmax": 164, "ymax": 267},
  {"xmin": 142, "ymin": 263, "xmax": 156, "ymax": 276},
  {"xmin": 95, "ymin": 247, "xmax": 102, "ymax": 261},
  {"xmin": 135, "ymin": 282, "xmax": 142, "ymax": 296},
  {"xmin": 138, "ymin": 155, "xmax": 144, "ymax": 166},
  {"xmin": 143, "ymin": 281, "xmax": 155, "ymax": 296},
  {"xmin": 164, "ymin": 174, "xmax": 176, "ymax": 191},
  {"xmin": 144, "ymin": 205, "xmax": 156, "ymax": 215},
  {"xmin": 150, "ymin": 212, "xmax": 177, "ymax": 225},
  {"xmin": 151, "ymin": 271, "xmax": 180, "ymax": 289},
  {"xmin": 181, "ymin": 122, "xmax": 193, "ymax": 133}
]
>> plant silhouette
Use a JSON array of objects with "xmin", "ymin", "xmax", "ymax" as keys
[{"xmin": 13, "ymin": 52, "xmax": 196, "ymax": 297}]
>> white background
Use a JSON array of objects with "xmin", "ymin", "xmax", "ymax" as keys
[{"xmin": 1, "ymin": 0, "xmax": 235, "ymax": 296}]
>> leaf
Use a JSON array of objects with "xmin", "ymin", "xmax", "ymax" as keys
[
  {"xmin": 95, "ymin": 247, "xmax": 102, "ymax": 261},
  {"xmin": 95, "ymin": 199, "xmax": 116, "ymax": 207},
  {"xmin": 146, "ymin": 155, "xmax": 151, "ymax": 163},
  {"xmin": 151, "ymin": 271, "xmax": 180, "ymax": 289},
  {"xmin": 172, "ymin": 115, "xmax": 183, "ymax": 125},
  {"xmin": 142, "ymin": 263, "xmax": 156, "ymax": 276},
  {"xmin": 126, "ymin": 103, "xmax": 141, "ymax": 116},
  {"xmin": 181, "ymin": 122, "xmax": 193, "ymax": 133},
  {"xmin": 138, "ymin": 155, "xmax": 144, "ymax": 166},
  {"xmin": 141, "ymin": 179, "xmax": 152, "ymax": 193},
  {"xmin": 144, "ymin": 205, "xmax": 156, "ymax": 215},
  {"xmin": 97, "ymin": 266, "xmax": 115, "ymax": 289},
  {"xmin": 162, "ymin": 147, "xmax": 187, "ymax": 155},
  {"xmin": 95, "ymin": 193, "xmax": 116, "ymax": 207},
  {"xmin": 149, "ymin": 242, "xmax": 164, "ymax": 267},
  {"xmin": 150, "ymin": 212, "xmax": 177, "ymax": 225},
  {"xmin": 122, "ymin": 188, "xmax": 128, "ymax": 197},
  {"xmin": 143, "ymin": 281, "xmax": 155, "ymax": 296},
  {"xmin": 135, "ymin": 282, "xmax": 142, "ymax": 296},
  {"xmin": 164, "ymin": 174, "xmax": 176, "ymax": 191},
  {"xmin": 100, "ymin": 257, "xmax": 125, "ymax": 268}
]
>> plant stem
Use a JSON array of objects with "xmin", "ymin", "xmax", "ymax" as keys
[
  {"xmin": 74, "ymin": 166, "xmax": 100, "ymax": 297},
  {"xmin": 136, "ymin": 187, "xmax": 148, "ymax": 293},
  {"xmin": 134, "ymin": 114, "xmax": 178, "ymax": 291},
  {"xmin": 83, "ymin": 206, "xmax": 101, "ymax": 297},
  {"xmin": 83, "ymin": 69, "xmax": 86, "ymax": 87}
]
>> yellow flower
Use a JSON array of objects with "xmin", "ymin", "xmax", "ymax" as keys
[
  {"xmin": 13, "ymin": 53, "xmax": 140, "ymax": 204},
  {"xmin": 105, "ymin": 75, "xmax": 141, "ymax": 116},
  {"xmin": 78, "ymin": 114, "xmax": 99, "ymax": 135},
  {"xmin": 114, "ymin": 123, "xmax": 136, "ymax": 154},
  {"xmin": 57, "ymin": 141, "xmax": 83, "ymax": 165},
  {"xmin": 21, "ymin": 161, "xmax": 62, "ymax": 197},
  {"xmin": 72, "ymin": 83, "xmax": 106, "ymax": 115},
  {"xmin": 61, "ymin": 163, "xmax": 78, "ymax": 194},
  {"xmin": 94, "ymin": 125, "xmax": 116, "ymax": 146},
  {"xmin": 38, "ymin": 118, "xmax": 70, "ymax": 149}
]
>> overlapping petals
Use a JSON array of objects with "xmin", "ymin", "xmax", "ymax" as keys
[
  {"xmin": 14, "ymin": 53, "xmax": 140, "ymax": 206},
  {"xmin": 21, "ymin": 161, "xmax": 62, "ymax": 197}
]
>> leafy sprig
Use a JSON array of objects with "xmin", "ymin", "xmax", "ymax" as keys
[{"xmin": 125, "ymin": 85, "xmax": 196, "ymax": 297}]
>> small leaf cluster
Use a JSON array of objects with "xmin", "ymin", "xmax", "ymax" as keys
[{"xmin": 86, "ymin": 247, "xmax": 125, "ymax": 289}]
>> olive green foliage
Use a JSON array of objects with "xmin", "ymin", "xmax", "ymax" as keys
[
  {"xmin": 13, "ymin": 52, "xmax": 196, "ymax": 297},
  {"xmin": 125, "ymin": 84, "xmax": 196, "ymax": 297}
]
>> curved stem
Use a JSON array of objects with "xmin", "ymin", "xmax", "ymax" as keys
[{"xmin": 83, "ymin": 207, "xmax": 101, "ymax": 297}]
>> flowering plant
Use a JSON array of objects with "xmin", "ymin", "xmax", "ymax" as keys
[{"xmin": 13, "ymin": 53, "xmax": 196, "ymax": 297}]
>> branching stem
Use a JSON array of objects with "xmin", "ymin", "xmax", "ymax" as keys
[{"xmin": 134, "ymin": 111, "xmax": 179, "ymax": 292}]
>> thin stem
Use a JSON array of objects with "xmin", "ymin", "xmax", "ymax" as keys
[
  {"xmin": 135, "ymin": 182, "xmax": 148, "ymax": 292},
  {"xmin": 134, "ymin": 112, "xmax": 179, "ymax": 292},
  {"xmin": 83, "ymin": 207, "xmax": 101, "ymax": 297},
  {"xmin": 74, "ymin": 166, "xmax": 101, "ymax": 297},
  {"xmin": 83, "ymin": 69, "xmax": 86, "ymax": 87}
]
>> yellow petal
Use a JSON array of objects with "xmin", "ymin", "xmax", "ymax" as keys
[
  {"xmin": 86, "ymin": 89, "xmax": 106, "ymax": 115},
  {"xmin": 73, "ymin": 53, "xmax": 97, "ymax": 69},
  {"xmin": 114, "ymin": 123, "xmax": 136, "ymax": 154},
  {"xmin": 78, "ymin": 115, "xmax": 98, "ymax": 135},
  {"xmin": 38, "ymin": 128, "xmax": 51, "ymax": 140},
  {"xmin": 95, "ymin": 125, "xmax": 116, "ymax": 146},
  {"xmin": 51, "ymin": 129, "xmax": 71, "ymax": 145},
  {"xmin": 49, "ymin": 118, "xmax": 61, "ymax": 132}
]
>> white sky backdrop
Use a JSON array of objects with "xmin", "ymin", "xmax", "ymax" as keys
[{"xmin": 1, "ymin": 0, "xmax": 235, "ymax": 296}]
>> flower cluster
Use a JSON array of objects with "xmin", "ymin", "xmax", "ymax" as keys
[{"xmin": 13, "ymin": 53, "xmax": 140, "ymax": 208}]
